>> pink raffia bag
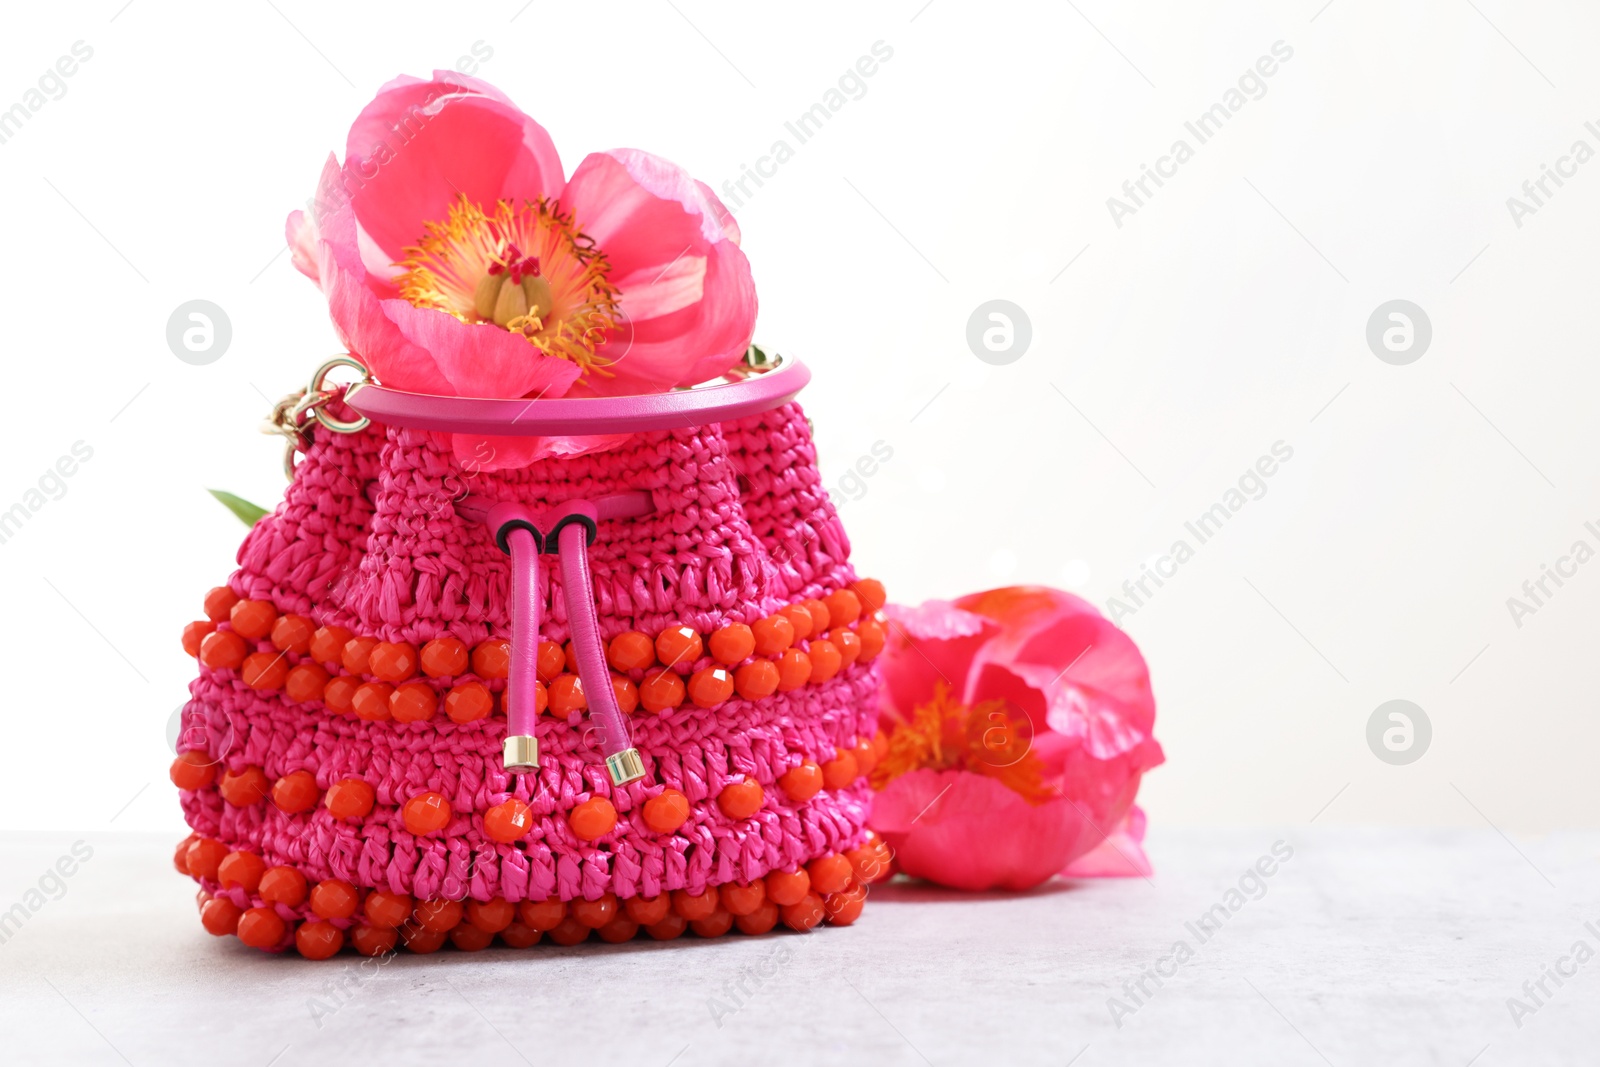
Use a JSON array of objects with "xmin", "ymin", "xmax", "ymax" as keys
[{"xmin": 172, "ymin": 353, "xmax": 893, "ymax": 956}]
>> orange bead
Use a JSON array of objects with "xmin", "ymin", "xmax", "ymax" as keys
[
  {"xmin": 709, "ymin": 623, "xmax": 755, "ymax": 665},
  {"xmin": 181, "ymin": 620, "xmax": 216, "ymax": 657},
  {"xmin": 413, "ymin": 898, "xmax": 463, "ymax": 933},
  {"xmin": 776, "ymin": 649, "xmax": 812, "ymax": 691},
  {"xmin": 368, "ymin": 641, "xmax": 418, "ymax": 682},
  {"xmin": 270, "ymin": 614, "xmax": 315, "ymax": 655},
  {"xmin": 533, "ymin": 680, "xmax": 548, "ymax": 715},
  {"xmin": 672, "ymin": 887, "xmax": 718, "ymax": 921},
  {"xmin": 218, "ymin": 766, "xmax": 269, "ymax": 807},
  {"xmin": 873, "ymin": 730, "xmax": 889, "ymax": 761},
  {"xmin": 535, "ymin": 640, "xmax": 566, "ymax": 683},
  {"xmin": 851, "ymin": 578, "xmax": 887, "ymax": 613},
  {"xmin": 571, "ymin": 893, "xmax": 619, "ymax": 928},
  {"xmin": 548, "ymin": 674, "xmax": 586, "ymax": 717},
  {"xmin": 296, "ymin": 921, "xmax": 345, "ymax": 959},
  {"xmin": 229, "ymin": 599, "xmax": 278, "ymax": 641},
  {"xmin": 691, "ymin": 908, "xmax": 734, "ymax": 938},
  {"xmin": 645, "ymin": 912, "xmax": 687, "ymax": 940},
  {"xmin": 688, "ymin": 667, "xmax": 735, "ymax": 708},
  {"xmin": 642, "ymin": 789, "xmax": 690, "ymax": 833},
  {"xmin": 546, "ymin": 915, "xmax": 591, "ymax": 946},
  {"xmin": 483, "ymin": 799, "xmax": 533, "ymax": 843},
  {"xmin": 612, "ymin": 675, "xmax": 639, "ymax": 714},
  {"xmin": 499, "ymin": 921, "xmax": 542, "ymax": 948},
  {"xmin": 857, "ymin": 619, "xmax": 887, "ymax": 662},
  {"xmin": 419, "ymin": 636, "xmax": 469, "ymax": 678},
  {"xmin": 639, "ymin": 669, "xmax": 686, "ymax": 714},
  {"xmin": 807, "ymin": 853, "xmax": 854, "ymax": 895},
  {"xmin": 218, "ymin": 851, "xmax": 266, "ymax": 893},
  {"xmin": 444, "ymin": 681, "xmax": 493, "ymax": 723},
  {"xmin": 563, "ymin": 641, "xmax": 579, "ymax": 675},
  {"xmin": 450, "ymin": 923, "xmax": 495, "ymax": 951},
  {"xmin": 403, "ymin": 792, "xmax": 452, "ymax": 836},
  {"xmin": 655, "ymin": 625, "xmax": 703, "ymax": 671},
  {"xmin": 734, "ymin": 899, "xmax": 780, "ymax": 936},
  {"xmin": 237, "ymin": 906, "xmax": 287, "ymax": 949},
  {"xmin": 808, "ymin": 639, "xmax": 842, "ymax": 684},
  {"xmin": 781, "ymin": 892, "xmax": 826, "ymax": 932},
  {"xmin": 389, "ymin": 681, "xmax": 437, "ymax": 723},
  {"xmin": 802, "ymin": 600, "xmax": 831, "ymax": 637},
  {"xmin": 779, "ymin": 760, "xmax": 823, "ymax": 803},
  {"xmin": 824, "ymin": 884, "xmax": 867, "ymax": 926},
  {"xmin": 284, "ymin": 662, "xmax": 330, "ymax": 704},
  {"xmin": 363, "ymin": 890, "xmax": 413, "ymax": 929},
  {"xmin": 259, "ymin": 866, "xmax": 307, "ymax": 907},
  {"xmin": 852, "ymin": 738, "xmax": 878, "ymax": 776},
  {"xmin": 466, "ymin": 899, "xmax": 516, "ymax": 933},
  {"xmin": 309, "ymin": 879, "xmax": 360, "ymax": 920},
  {"xmin": 271, "ymin": 770, "xmax": 320, "ymax": 814},
  {"xmin": 322, "ymin": 675, "xmax": 359, "ymax": 715},
  {"xmin": 847, "ymin": 837, "xmax": 894, "ymax": 884},
  {"xmin": 241, "ymin": 650, "xmax": 289, "ymax": 690},
  {"xmin": 169, "ymin": 751, "xmax": 215, "ymax": 792},
  {"xmin": 185, "ymin": 838, "xmax": 228, "ymax": 880},
  {"xmin": 835, "ymin": 629, "xmax": 862, "ymax": 668},
  {"xmin": 734, "ymin": 659, "xmax": 780, "ymax": 701},
  {"xmin": 324, "ymin": 778, "xmax": 375, "ymax": 820},
  {"xmin": 341, "ymin": 635, "xmax": 378, "ymax": 675},
  {"xmin": 203, "ymin": 586, "xmax": 239, "ymax": 622},
  {"xmin": 717, "ymin": 777, "xmax": 764, "ymax": 820},
  {"xmin": 765, "ymin": 868, "xmax": 811, "ymax": 907},
  {"xmin": 568, "ymin": 797, "xmax": 617, "ymax": 841},
  {"xmin": 350, "ymin": 924, "xmax": 398, "ymax": 956},
  {"xmin": 751, "ymin": 613, "xmax": 796, "ymax": 656},
  {"xmin": 199, "ymin": 630, "xmax": 248, "ymax": 671},
  {"xmin": 821, "ymin": 751, "xmax": 859, "ymax": 790},
  {"xmin": 598, "ymin": 916, "xmax": 640, "ymax": 943},
  {"xmin": 720, "ymin": 881, "xmax": 767, "ymax": 917},
  {"xmin": 199, "ymin": 897, "xmax": 243, "ymax": 936},
  {"xmin": 607, "ymin": 631, "xmax": 656, "ymax": 673},
  {"xmin": 471, "ymin": 638, "xmax": 511, "ymax": 679},
  {"xmin": 351, "ymin": 681, "xmax": 394, "ymax": 721},
  {"xmin": 308, "ymin": 625, "xmax": 353, "ymax": 666},
  {"xmin": 823, "ymin": 589, "xmax": 862, "ymax": 629},
  {"xmin": 777, "ymin": 603, "xmax": 813, "ymax": 641},
  {"xmin": 175, "ymin": 835, "xmax": 197, "ymax": 874},
  {"xmin": 402, "ymin": 925, "xmax": 447, "ymax": 953},
  {"xmin": 623, "ymin": 894, "xmax": 671, "ymax": 925},
  {"xmin": 517, "ymin": 899, "xmax": 566, "ymax": 932}
]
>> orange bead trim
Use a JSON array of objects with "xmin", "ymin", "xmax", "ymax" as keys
[
  {"xmin": 188, "ymin": 862, "xmax": 874, "ymax": 956},
  {"xmin": 183, "ymin": 583, "xmax": 888, "ymax": 725}
]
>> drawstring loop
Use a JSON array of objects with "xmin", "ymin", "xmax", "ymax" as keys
[{"xmin": 464, "ymin": 492, "xmax": 655, "ymax": 786}]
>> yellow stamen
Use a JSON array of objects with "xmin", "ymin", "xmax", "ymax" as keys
[
  {"xmin": 396, "ymin": 195, "xmax": 620, "ymax": 377},
  {"xmin": 871, "ymin": 682, "xmax": 1053, "ymax": 805}
]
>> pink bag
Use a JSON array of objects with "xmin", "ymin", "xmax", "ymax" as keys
[{"xmin": 172, "ymin": 356, "xmax": 892, "ymax": 954}]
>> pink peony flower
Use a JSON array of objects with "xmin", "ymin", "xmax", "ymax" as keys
[
  {"xmin": 869, "ymin": 586, "xmax": 1164, "ymax": 891},
  {"xmin": 286, "ymin": 72, "xmax": 756, "ymax": 467}
]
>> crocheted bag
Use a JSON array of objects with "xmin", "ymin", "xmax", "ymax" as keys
[{"xmin": 172, "ymin": 355, "xmax": 892, "ymax": 955}]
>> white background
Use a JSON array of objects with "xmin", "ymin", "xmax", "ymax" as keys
[{"xmin": 1, "ymin": 0, "xmax": 1595, "ymax": 840}]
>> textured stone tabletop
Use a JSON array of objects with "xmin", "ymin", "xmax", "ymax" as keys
[{"xmin": 1, "ymin": 827, "xmax": 1596, "ymax": 1066}]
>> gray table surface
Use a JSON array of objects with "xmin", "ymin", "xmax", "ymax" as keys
[{"xmin": 0, "ymin": 827, "xmax": 1594, "ymax": 1066}]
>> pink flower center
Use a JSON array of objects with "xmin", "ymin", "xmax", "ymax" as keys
[{"xmin": 395, "ymin": 196, "xmax": 620, "ymax": 375}]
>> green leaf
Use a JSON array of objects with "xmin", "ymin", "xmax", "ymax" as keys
[{"xmin": 208, "ymin": 489, "xmax": 269, "ymax": 527}]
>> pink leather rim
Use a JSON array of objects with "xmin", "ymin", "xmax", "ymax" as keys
[{"xmin": 341, "ymin": 360, "xmax": 810, "ymax": 436}]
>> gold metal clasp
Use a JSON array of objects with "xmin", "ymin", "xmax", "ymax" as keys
[{"xmin": 261, "ymin": 355, "xmax": 373, "ymax": 480}]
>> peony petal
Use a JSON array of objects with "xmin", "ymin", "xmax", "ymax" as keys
[
  {"xmin": 869, "ymin": 769, "xmax": 1107, "ymax": 891},
  {"xmin": 1060, "ymin": 806, "xmax": 1151, "ymax": 878},
  {"xmin": 879, "ymin": 601, "xmax": 996, "ymax": 722},
  {"xmin": 562, "ymin": 150, "xmax": 756, "ymax": 394},
  {"xmin": 343, "ymin": 74, "xmax": 565, "ymax": 266}
]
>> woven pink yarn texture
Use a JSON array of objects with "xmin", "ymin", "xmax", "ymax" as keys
[{"xmin": 178, "ymin": 400, "xmax": 880, "ymax": 916}]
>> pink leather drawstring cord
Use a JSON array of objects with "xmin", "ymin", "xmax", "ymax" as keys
[
  {"xmin": 463, "ymin": 491, "xmax": 655, "ymax": 785},
  {"xmin": 547, "ymin": 500, "xmax": 646, "ymax": 785},
  {"xmin": 485, "ymin": 502, "xmax": 543, "ymax": 773}
]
